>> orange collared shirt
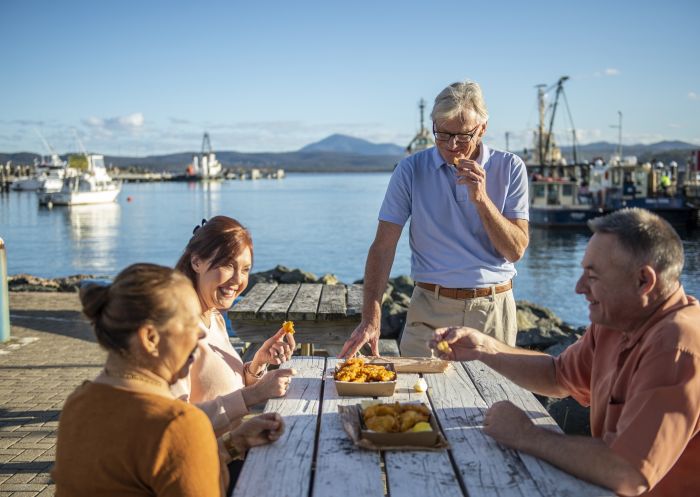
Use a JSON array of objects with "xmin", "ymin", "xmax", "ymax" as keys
[{"xmin": 555, "ymin": 287, "xmax": 700, "ymax": 496}]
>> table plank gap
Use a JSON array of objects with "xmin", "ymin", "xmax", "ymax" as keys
[
  {"xmin": 317, "ymin": 285, "xmax": 347, "ymax": 320},
  {"xmin": 385, "ymin": 373, "xmax": 465, "ymax": 497},
  {"xmin": 425, "ymin": 363, "xmax": 544, "ymax": 497},
  {"xmin": 258, "ymin": 283, "xmax": 301, "ymax": 321},
  {"xmin": 232, "ymin": 357, "xmax": 326, "ymax": 497},
  {"xmin": 312, "ymin": 358, "xmax": 385, "ymax": 497},
  {"xmin": 288, "ymin": 284, "xmax": 324, "ymax": 321},
  {"xmin": 346, "ymin": 284, "xmax": 363, "ymax": 317},
  {"xmin": 463, "ymin": 361, "xmax": 613, "ymax": 497},
  {"xmin": 228, "ymin": 282, "xmax": 278, "ymax": 319}
]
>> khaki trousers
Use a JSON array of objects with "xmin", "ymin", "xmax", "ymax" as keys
[{"xmin": 399, "ymin": 285, "xmax": 517, "ymax": 357}]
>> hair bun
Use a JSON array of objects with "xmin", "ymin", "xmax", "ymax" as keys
[{"xmin": 79, "ymin": 284, "xmax": 111, "ymax": 322}]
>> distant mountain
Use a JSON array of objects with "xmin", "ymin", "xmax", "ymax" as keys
[
  {"xmin": 299, "ymin": 134, "xmax": 404, "ymax": 156},
  {"xmin": 3, "ymin": 139, "xmax": 696, "ymax": 173}
]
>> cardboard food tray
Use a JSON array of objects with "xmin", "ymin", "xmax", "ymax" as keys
[
  {"xmin": 361, "ymin": 406, "xmax": 440, "ymax": 447},
  {"xmin": 338, "ymin": 404, "xmax": 449, "ymax": 451},
  {"xmin": 368, "ymin": 356, "xmax": 451, "ymax": 374},
  {"xmin": 334, "ymin": 363, "xmax": 397, "ymax": 397}
]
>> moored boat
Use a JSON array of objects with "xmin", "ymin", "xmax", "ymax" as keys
[
  {"xmin": 39, "ymin": 154, "xmax": 120, "ymax": 206},
  {"xmin": 173, "ymin": 133, "xmax": 223, "ymax": 181}
]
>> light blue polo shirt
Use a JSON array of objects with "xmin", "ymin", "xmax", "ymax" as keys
[{"xmin": 379, "ymin": 144, "xmax": 529, "ymax": 287}]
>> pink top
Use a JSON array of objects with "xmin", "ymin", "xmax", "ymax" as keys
[{"xmin": 172, "ymin": 310, "xmax": 263, "ymax": 435}]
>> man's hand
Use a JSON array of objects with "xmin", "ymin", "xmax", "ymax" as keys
[
  {"xmin": 429, "ymin": 326, "xmax": 491, "ymax": 361},
  {"xmin": 483, "ymin": 400, "xmax": 536, "ymax": 451},
  {"xmin": 338, "ymin": 321, "xmax": 380, "ymax": 358},
  {"xmin": 455, "ymin": 158, "xmax": 487, "ymax": 203}
]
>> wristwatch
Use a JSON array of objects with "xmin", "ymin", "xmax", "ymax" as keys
[
  {"xmin": 245, "ymin": 362, "xmax": 268, "ymax": 378},
  {"xmin": 221, "ymin": 432, "xmax": 245, "ymax": 461}
]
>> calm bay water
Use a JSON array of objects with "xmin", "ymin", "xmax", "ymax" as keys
[{"xmin": 1, "ymin": 172, "xmax": 698, "ymax": 326}]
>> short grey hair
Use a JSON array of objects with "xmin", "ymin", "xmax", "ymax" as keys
[
  {"xmin": 431, "ymin": 80, "xmax": 489, "ymax": 126},
  {"xmin": 588, "ymin": 208, "xmax": 684, "ymax": 293}
]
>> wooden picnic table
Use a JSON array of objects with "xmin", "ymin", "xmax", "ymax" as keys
[
  {"xmin": 231, "ymin": 357, "xmax": 613, "ymax": 497},
  {"xmin": 228, "ymin": 283, "xmax": 363, "ymax": 356}
]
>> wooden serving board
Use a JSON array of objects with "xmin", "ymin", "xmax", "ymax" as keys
[{"xmin": 367, "ymin": 356, "xmax": 451, "ymax": 374}]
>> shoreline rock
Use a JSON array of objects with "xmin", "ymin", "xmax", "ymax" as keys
[{"xmin": 7, "ymin": 266, "xmax": 590, "ymax": 434}]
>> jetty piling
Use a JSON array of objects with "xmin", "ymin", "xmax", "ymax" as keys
[{"xmin": 0, "ymin": 238, "xmax": 10, "ymax": 342}]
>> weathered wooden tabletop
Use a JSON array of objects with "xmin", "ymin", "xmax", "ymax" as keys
[
  {"xmin": 231, "ymin": 357, "xmax": 613, "ymax": 497},
  {"xmin": 228, "ymin": 283, "xmax": 363, "ymax": 349}
]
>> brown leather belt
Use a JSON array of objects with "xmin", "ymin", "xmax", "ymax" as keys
[{"xmin": 416, "ymin": 280, "xmax": 512, "ymax": 299}]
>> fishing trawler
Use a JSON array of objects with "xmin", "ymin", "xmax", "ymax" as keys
[
  {"xmin": 527, "ymin": 77, "xmax": 697, "ymax": 229},
  {"xmin": 405, "ymin": 99, "xmax": 434, "ymax": 155},
  {"xmin": 174, "ymin": 133, "xmax": 223, "ymax": 181}
]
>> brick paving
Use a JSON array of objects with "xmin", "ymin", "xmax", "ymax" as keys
[{"xmin": 0, "ymin": 292, "xmax": 105, "ymax": 496}]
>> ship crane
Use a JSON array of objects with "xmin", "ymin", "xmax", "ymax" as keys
[{"xmin": 536, "ymin": 76, "xmax": 578, "ymax": 165}]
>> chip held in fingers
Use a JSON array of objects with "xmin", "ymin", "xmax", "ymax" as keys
[
  {"xmin": 282, "ymin": 321, "xmax": 295, "ymax": 335},
  {"xmin": 436, "ymin": 340, "xmax": 451, "ymax": 354}
]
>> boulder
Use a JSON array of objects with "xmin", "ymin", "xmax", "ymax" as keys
[
  {"xmin": 8, "ymin": 273, "xmax": 100, "ymax": 293},
  {"xmin": 279, "ymin": 268, "xmax": 317, "ymax": 284},
  {"xmin": 319, "ymin": 273, "xmax": 339, "ymax": 285},
  {"xmin": 538, "ymin": 396, "xmax": 591, "ymax": 436},
  {"xmin": 389, "ymin": 275, "xmax": 414, "ymax": 298},
  {"xmin": 381, "ymin": 301, "xmax": 407, "ymax": 339}
]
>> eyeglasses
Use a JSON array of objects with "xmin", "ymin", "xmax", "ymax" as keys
[{"xmin": 432, "ymin": 124, "xmax": 481, "ymax": 145}]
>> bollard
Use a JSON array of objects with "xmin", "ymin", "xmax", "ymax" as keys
[{"xmin": 0, "ymin": 238, "xmax": 9, "ymax": 342}]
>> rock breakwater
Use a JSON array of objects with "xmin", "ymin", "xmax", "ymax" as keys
[{"xmin": 8, "ymin": 265, "xmax": 590, "ymax": 434}]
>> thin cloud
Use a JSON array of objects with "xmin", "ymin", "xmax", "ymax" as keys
[
  {"xmin": 604, "ymin": 68, "xmax": 620, "ymax": 76},
  {"xmin": 168, "ymin": 117, "xmax": 191, "ymax": 125},
  {"xmin": 82, "ymin": 112, "xmax": 145, "ymax": 132},
  {"xmin": 10, "ymin": 119, "xmax": 45, "ymax": 126},
  {"xmin": 689, "ymin": 91, "xmax": 698, "ymax": 100}
]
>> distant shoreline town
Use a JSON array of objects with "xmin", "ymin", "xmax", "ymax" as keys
[{"xmin": 2, "ymin": 134, "xmax": 697, "ymax": 174}]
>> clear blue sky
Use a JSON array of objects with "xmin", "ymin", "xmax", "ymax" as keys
[{"xmin": 1, "ymin": 0, "xmax": 698, "ymax": 156}]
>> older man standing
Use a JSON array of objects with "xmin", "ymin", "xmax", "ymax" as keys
[
  {"xmin": 432, "ymin": 208, "xmax": 700, "ymax": 496},
  {"xmin": 339, "ymin": 79, "xmax": 529, "ymax": 358}
]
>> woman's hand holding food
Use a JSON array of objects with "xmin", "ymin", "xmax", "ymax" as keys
[
  {"xmin": 429, "ymin": 326, "xmax": 490, "ymax": 361},
  {"xmin": 243, "ymin": 368, "xmax": 297, "ymax": 406},
  {"xmin": 250, "ymin": 323, "xmax": 297, "ymax": 372}
]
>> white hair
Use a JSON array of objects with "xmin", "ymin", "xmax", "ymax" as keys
[{"xmin": 431, "ymin": 80, "xmax": 489, "ymax": 126}]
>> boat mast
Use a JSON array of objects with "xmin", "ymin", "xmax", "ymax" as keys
[
  {"xmin": 536, "ymin": 84, "xmax": 546, "ymax": 164},
  {"xmin": 617, "ymin": 111, "xmax": 623, "ymax": 159},
  {"xmin": 418, "ymin": 98, "xmax": 426, "ymax": 132},
  {"xmin": 544, "ymin": 76, "xmax": 569, "ymax": 165}
]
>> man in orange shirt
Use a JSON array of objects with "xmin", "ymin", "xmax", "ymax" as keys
[{"xmin": 432, "ymin": 208, "xmax": 700, "ymax": 496}]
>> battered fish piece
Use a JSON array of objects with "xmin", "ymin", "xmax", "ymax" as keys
[
  {"xmin": 362, "ymin": 402, "xmax": 432, "ymax": 433},
  {"xmin": 400, "ymin": 403, "xmax": 431, "ymax": 416},
  {"xmin": 365, "ymin": 414, "xmax": 398, "ymax": 433},
  {"xmin": 282, "ymin": 321, "xmax": 295, "ymax": 335},
  {"xmin": 398, "ymin": 410, "xmax": 429, "ymax": 432}
]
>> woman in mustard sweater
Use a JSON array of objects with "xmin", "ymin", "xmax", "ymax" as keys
[{"xmin": 52, "ymin": 263, "xmax": 284, "ymax": 497}]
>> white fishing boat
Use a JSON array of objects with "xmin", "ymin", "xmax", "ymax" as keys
[
  {"xmin": 11, "ymin": 154, "xmax": 72, "ymax": 192},
  {"xmin": 39, "ymin": 154, "xmax": 120, "ymax": 206},
  {"xmin": 405, "ymin": 99, "xmax": 435, "ymax": 156}
]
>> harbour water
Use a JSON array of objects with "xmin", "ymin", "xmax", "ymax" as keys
[{"xmin": 1, "ymin": 173, "xmax": 698, "ymax": 327}]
